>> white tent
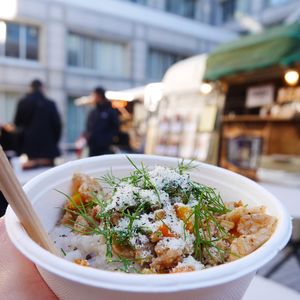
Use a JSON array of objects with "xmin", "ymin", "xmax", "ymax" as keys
[
  {"xmin": 162, "ymin": 54, "xmax": 208, "ymax": 95},
  {"xmin": 145, "ymin": 54, "xmax": 224, "ymax": 164}
]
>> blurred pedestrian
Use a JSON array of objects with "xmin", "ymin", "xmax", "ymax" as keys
[
  {"xmin": 85, "ymin": 87, "xmax": 119, "ymax": 156},
  {"xmin": 14, "ymin": 79, "xmax": 62, "ymax": 169},
  {"xmin": 0, "ymin": 125, "xmax": 13, "ymax": 216},
  {"xmin": 0, "ymin": 123, "xmax": 17, "ymax": 154},
  {"xmin": 113, "ymin": 131, "xmax": 135, "ymax": 154}
]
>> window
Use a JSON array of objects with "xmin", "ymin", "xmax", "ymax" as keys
[
  {"xmin": 67, "ymin": 33, "xmax": 129, "ymax": 78},
  {"xmin": 165, "ymin": 0, "xmax": 196, "ymax": 18},
  {"xmin": 219, "ymin": 0, "xmax": 251, "ymax": 23},
  {"xmin": 25, "ymin": 26, "xmax": 39, "ymax": 60},
  {"xmin": 236, "ymin": 0, "xmax": 251, "ymax": 14},
  {"xmin": 5, "ymin": 23, "xmax": 20, "ymax": 58},
  {"xmin": 120, "ymin": 0, "xmax": 148, "ymax": 5},
  {"xmin": 268, "ymin": 0, "xmax": 289, "ymax": 6},
  {"xmin": 147, "ymin": 48, "xmax": 186, "ymax": 81},
  {"xmin": 0, "ymin": 21, "xmax": 39, "ymax": 60},
  {"xmin": 67, "ymin": 33, "xmax": 81, "ymax": 67},
  {"xmin": 220, "ymin": 0, "xmax": 236, "ymax": 22},
  {"xmin": 67, "ymin": 96, "xmax": 91, "ymax": 143},
  {"xmin": 128, "ymin": 0, "xmax": 147, "ymax": 4},
  {"xmin": 0, "ymin": 92, "xmax": 21, "ymax": 124}
]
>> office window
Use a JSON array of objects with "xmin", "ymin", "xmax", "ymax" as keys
[
  {"xmin": 128, "ymin": 0, "xmax": 147, "ymax": 4},
  {"xmin": 0, "ymin": 92, "xmax": 20, "ymax": 124},
  {"xmin": 268, "ymin": 0, "xmax": 289, "ymax": 6},
  {"xmin": 220, "ymin": 0, "xmax": 236, "ymax": 22},
  {"xmin": 5, "ymin": 23, "xmax": 20, "ymax": 58},
  {"xmin": 25, "ymin": 26, "xmax": 39, "ymax": 60},
  {"xmin": 148, "ymin": 48, "xmax": 186, "ymax": 81},
  {"xmin": 236, "ymin": 0, "xmax": 251, "ymax": 14},
  {"xmin": 68, "ymin": 34, "xmax": 81, "ymax": 67},
  {"xmin": 120, "ymin": 0, "xmax": 148, "ymax": 5},
  {"xmin": 165, "ymin": 0, "xmax": 196, "ymax": 18},
  {"xmin": 2, "ymin": 21, "xmax": 39, "ymax": 60},
  {"xmin": 67, "ymin": 33, "xmax": 129, "ymax": 78},
  {"xmin": 67, "ymin": 33, "xmax": 95, "ymax": 68}
]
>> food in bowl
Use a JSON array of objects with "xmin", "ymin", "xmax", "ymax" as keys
[{"xmin": 51, "ymin": 159, "xmax": 277, "ymax": 274}]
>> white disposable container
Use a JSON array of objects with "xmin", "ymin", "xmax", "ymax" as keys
[{"xmin": 5, "ymin": 155, "xmax": 292, "ymax": 300}]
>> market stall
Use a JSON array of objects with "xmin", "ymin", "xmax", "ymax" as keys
[
  {"xmin": 73, "ymin": 87, "xmax": 146, "ymax": 155},
  {"xmin": 204, "ymin": 23, "xmax": 300, "ymax": 180},
  {"xmin": 145, "ymin": 54, "xmax": 225, "ymax": 165}
]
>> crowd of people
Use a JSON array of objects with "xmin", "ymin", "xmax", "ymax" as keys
[
  {"xmin": 0, "ymin": 80, "xmax": 123, "ymax": 164},
  {"xmin": 0, "ymin": 79, "xmax": 132, "ymax": 217}
]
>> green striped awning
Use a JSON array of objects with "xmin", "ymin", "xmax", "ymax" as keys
[{"xmin": 204, "ymin": 23, "xmax": 300, "ymax": 81}]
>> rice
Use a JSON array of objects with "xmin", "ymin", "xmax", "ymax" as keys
[{"xmin": 50, "ymin": 162, "xmax": 277, "ymax": 274}]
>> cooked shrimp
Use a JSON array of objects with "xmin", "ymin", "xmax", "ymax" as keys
[
  {"xmin": 72, "ymin": 173, "xmax": 102, "ymax": 201},
  {"xmin": 229, "ymin": 222, "xmax": 277, "ymax": 261},
  {"xmin": 237, "ymin": 213, "xmax": 277, "ymax": 235},
  {"xmin": 112, "ymin": 241, "xmax": 135, "ymax": 259},
  {"xmin": 151, "ymin": 248, "xmax": 183, "ymax": 273},
  {"xmin": 73, "ymin": 215, "xmax": 90, "ymax": 233}
]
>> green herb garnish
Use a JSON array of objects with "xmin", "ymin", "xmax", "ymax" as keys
[{"xmin": 58, "ymin": 157, "xmax": 231, "ymax": 272}]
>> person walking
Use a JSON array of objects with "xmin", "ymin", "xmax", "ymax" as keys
[
  {"xmin": 85, "ymin": 87, "xmax": 119, "ymax": 156},
  {"xmin": 14, "ymin": 79, "xmax": 62, "ymax": 169}
]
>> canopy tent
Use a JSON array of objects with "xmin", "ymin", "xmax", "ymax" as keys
[
  {"xmin": 204, "ymin": 23, "xmax": 300, "ymax": 81},
  {"xmin": 162, "ymin": 54, "xmax": 208, "ymax": 94}
]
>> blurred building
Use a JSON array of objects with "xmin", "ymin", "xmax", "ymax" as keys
[
  {"xmin": 209, "ymin": 0, "xmax": 300, "ymax": 32},
  {"xmin": 121, "ymin": 1, "xmax": 300, "ymax": 32},
  {"xmin": 0, "ymin": 0, "xmax": 236, "ymax": 143}
]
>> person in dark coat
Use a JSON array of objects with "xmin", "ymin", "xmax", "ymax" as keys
[
  {"xmin": 85, "ymin": 87, "xmax": 119, "ymax": 156},
  {"xmin": 14, "ymin": 79, "xmax": 62, "ymax": 168}
]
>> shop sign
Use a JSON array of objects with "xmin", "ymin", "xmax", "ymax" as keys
[{"xmin": 246, "ymin": 85, "xmax": 274, "ymax": 108}]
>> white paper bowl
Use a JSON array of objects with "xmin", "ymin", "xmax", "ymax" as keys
[{"xmin": 5, "ymin": 155, "xmax": 292, "ymax": 300}]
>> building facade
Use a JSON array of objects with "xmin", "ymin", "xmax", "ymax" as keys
[
  {"xmin": 0, "ymin": 0, "xmax": 237, "ymax": 143},
  {"xmin": 124, "ymin": 0, "xmax": 300, "ymax": 31},
  {"xmin": 210, "ymin": 0, "xmax": 300, "ymax": 32}
]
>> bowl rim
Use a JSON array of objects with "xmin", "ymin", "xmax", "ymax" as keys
[{"xmin": 5, "ymin": 154, "xmax": 292, "ymax": 292}]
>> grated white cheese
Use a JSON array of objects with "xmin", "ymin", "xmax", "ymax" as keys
[
  {"xmin": 163, "ymin": 209, "xmax": 184, "ymax": 235},
  {"xmin": 137, "ymin": 250, "xmax": 152, "ymax": 259},
  {"xmin": 176, "ymin": 255, "xmax": 204, "ymax": 271},
  {"xmin": 115, "ymin": 217, "xmax": 130, "ymax": 231},
  {"xmin": 139, "ymin": 189, "xmax": 160, "ymax": 207},
  {"xmin": 106, "ymin": 182, "xmax": 138, "ymax": 211},
  {"xmin": 148, "ymin": 166, "xmax": 191, "ymax": 193},
  {"xmin": 133, "ymin": 213, "xmax": 159, "ymax": 232},
  {"xmin": 160, "ymin": 191, "xmax": 171, "ymax": 207},
  {"xmin": 129, "ymin": 233, "xmax": 149, "ymax": 248},
  {"xmin": 157, "ymin": 237, "xmax": 186, "ymax": 251}
]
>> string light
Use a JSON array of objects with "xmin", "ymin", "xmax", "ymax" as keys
[
  {"xmin": 284, "ymin": 70, "xmax": 299, "ymax": 86},
  {"xmin": 200, "ymin": 83, "xmax": 212, "ymax": 94}
]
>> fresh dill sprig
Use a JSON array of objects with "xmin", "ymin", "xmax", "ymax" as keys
[
  {"xmin": 58, "ymin": 158, "xmax": 232, "ymax": 272},
  {"xmin": 126, "ymin": 156, "xmax": 162, "ymax": 206},
  {"xmin": 193, "ymin": 195, "xmax": 203, "ymax": 260},
  {"xmin": 115, "ymin": 201, "xmax": 149, "ymax": 244},
  {"xmin": 56, "ymin": 190, "xmax": 103, "ymax": 233},
  {"xmin": 101, "ymin": 169, "xmax": 119, "ymax": 188},
  {"xmin": 191, "ymin": 181, "xmax": 230, "ymax": 263},
  {"xmin": 107, "ymin": 256, "xmax": 138, "ymax": 273},
  {"xmin": 177, "ymin": 159, "xmax": 196, "ymax": 175},
  {"xmin": 61, "ymin": 248, "xmax": 66, "ymax": 256},
  {"xmin": 58, "ymin": 189, "xmax": 115, "ymax": 257}
]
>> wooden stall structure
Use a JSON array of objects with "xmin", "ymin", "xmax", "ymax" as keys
[{"xmin": 204, "ymin": 23, "xmax": 300, "ymax": 180}]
